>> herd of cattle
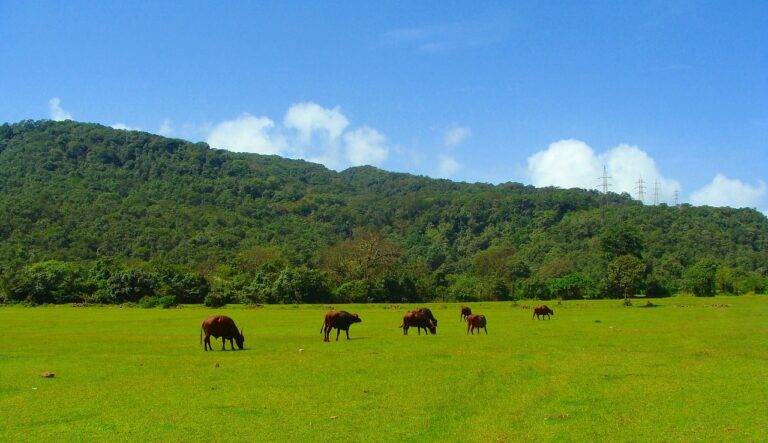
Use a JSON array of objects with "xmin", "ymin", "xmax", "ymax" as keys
[{"xmin": 200, "ymin": 304, "xmax": 555, "ymax": 350}]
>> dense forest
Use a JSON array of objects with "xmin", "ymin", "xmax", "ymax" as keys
[{"xmin": 1, "ymin": 120, "xmax": 766, "ymax": 306}]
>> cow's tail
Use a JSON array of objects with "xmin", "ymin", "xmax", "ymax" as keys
[
  {"xmin": 320, "ymin": 319, "xmax": 325, "ymax": 334},
  {"xmin": 200, "ymin": 324, "xmax": 203, "ymax": 346}
]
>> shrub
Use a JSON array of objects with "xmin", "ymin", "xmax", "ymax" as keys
[
  {"xmin": 334, "ymin": 280, "xmax": 370, "ymax": 303},
  {"xmin": 156, "ymin": 295, "xmax": 178, "ymax": 308},
  {"xmin": 548, "ymin": 273, "xmax": 593, "ymax": 300},
  {"xmin": 138, "ymin": 296, "xmax": 159, "ymax": 308},
  {"xmin": 204, "ymin": 292, "xmax": 227, "ymax": 308},
  {"xmin": 107, "ymin": 269, "xmax": 156, "ymax": 303}
]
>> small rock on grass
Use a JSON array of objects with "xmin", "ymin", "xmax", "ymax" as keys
[{"xmin": 40, "ymin": 371, "xmax": 55, "ymax": 378}]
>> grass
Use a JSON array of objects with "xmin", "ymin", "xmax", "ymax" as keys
[{"xmin": 1, "ymin": 296, "xmax": 766, "ymax": 441}]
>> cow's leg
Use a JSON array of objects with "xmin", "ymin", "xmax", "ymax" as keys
[
  {"xmin": 221, "ymin": 337, "xmax": 226, "ymax": 350},
  {"xmin": 484, "ymin": 326, "xmax": 488, "ymax": 334},
  {"xmin": 403, "ymin": 326, "xmax": 408, "ymax": 335},
  {"xmin": 204, "ymin": 334, "xmax": 210, "ymax": 351},
  {"xmin": 336, "ymin": 328, "xmax": 340, "ymax": 341},
  {"xmin": 323, "ymin": 326, "xmax": 329, "ymax": 342},
  {"xmin": 345, "ymin": 329, "xmax": 350, "ymax": 340},
  {"xmin": 467, "ymin": 323, "xmax": 470, "ymax": 334},
  {"xmin": 417, "ymin": 327, "xmax": 421, "ymax": 335}
]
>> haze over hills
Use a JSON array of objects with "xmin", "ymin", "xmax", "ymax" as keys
[{"xmin": 1, "ymin": 120, "xmax": 766, "ymax": 304}]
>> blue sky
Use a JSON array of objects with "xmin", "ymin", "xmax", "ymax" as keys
[{"xmin": 1, "ymin": 1, "xmax": 766, "ymax": 210}]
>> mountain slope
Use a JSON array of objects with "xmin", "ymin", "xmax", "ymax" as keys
[{"xmin": 1, "ymin": 120, "xmax": 766, "ymax": 302}]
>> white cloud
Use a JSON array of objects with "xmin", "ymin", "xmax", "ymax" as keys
[
  {"xmin": 436, "ymin": 154, "xmax": 462, "ymax": 178},
  {"xmin": 690, "ymin": 174, "xmax": 766, "ymax": 209},
  {"xmin": 157, "ymin": 119, "xmax": 173, "ymax": 136},
  {"xmin": 343, "ymin": 126, "xmax": 388, "ymax": 166},
  {"xmin": 526, "ymin": 139, "xmax": 681, "ymax": 203},
  {"xmin": 443, "ymin": 126, "xmax": 471, "ymax": 147},
  {"xmin": 205, "ymin": 103, "xmax": 390, "ymax": 170},
  {"xmin": 111, "ymin": 123, "xmax": 140, "ymax": 131},
  {"xmin": 49, "ymin": 97, "xmax": 72, "ymax": 121},
  {"xmin": 527, "ymin": 139, "xmax": 601, "ymax": 189},
  {"xmin": 206, "ymin": 113, "xmax": 286, "ymax": 155},
  {"xmin": 284, "ymin": 102, "xmax": 349, "ymax": 144}
]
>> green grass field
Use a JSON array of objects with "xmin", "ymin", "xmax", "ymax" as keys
[{"xmin": 1, "ymin": 296, "xmax": 766, "ymax": 441}]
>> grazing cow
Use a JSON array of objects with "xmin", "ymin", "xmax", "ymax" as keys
[
  {"xmin": 415, "ymin": 308, "xmax": 438, "ymax": 326},
  {"xmin": 201, "ymin": 316, "xmax": 244, "ymax": 351},
  {"xmin": 533, "ymin": 305, "xmax": 554, "ymax": 320},
  {"xmin": 321, "ymin": 311, "xmax": 362, "ymax": 342},
  {"xmin": 401, "ymin": 309, "xmax": 437, "ymax": 335},
  {"xmin": 466, "ymin": 314, "xmax": 488, "ymax": 334},
  {"xmin": 460, "ymin": 306, "xmax": 472, "ymax": 322}
]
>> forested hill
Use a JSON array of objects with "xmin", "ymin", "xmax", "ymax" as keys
[{"xmin": 1, "ymin": 120, "xmax": 766, "ymax": 305}]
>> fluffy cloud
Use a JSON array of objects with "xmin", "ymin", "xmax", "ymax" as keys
[
  {"xmin": 207, "ymin": 103, "xmax": 389, "ymax": 169},
  {"xmin": 690, "ymin": 174, "xmax": 766, "ymax": 209},
  {"xmin": 157, "ymin": 119, "xmax": 173, "ymax": 136},
  {"xmin": 527, "ymin": 139, "xmax": 680, "ymax": 203},
  {"xmin": 206, "ymin": 113, "xmax": 286, "ymax": 155},
  {"xmin": 284, "ymin": 102, "xmax": 349, "ymax": 144},
  {"xmin": 49, "ymin": 97, "xmax": 72, "ymax": 121},
  {"xmin": 343, "ymin": 126, "xmax": 388, "ymax": 166},
  {"xmin": 436, "ymin": 155, "xmax": 462, "ymax": 178},
  {"xmin": 443, "ymin": 126, "xmax": 471, "ymax": 147}
]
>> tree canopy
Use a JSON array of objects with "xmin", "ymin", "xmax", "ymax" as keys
[{"xmin": 1, "ymin": 120, "xmax": 767, "ymax": 304}]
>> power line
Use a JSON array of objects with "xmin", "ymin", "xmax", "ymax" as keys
[{"xmin": 652, "ymin": 180, "xmax": 660, "ymax": 206}]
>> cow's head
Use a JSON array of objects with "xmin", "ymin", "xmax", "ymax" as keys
[
  {"xmin": 427, "ymin": 320, "xmax": 437, "ymax": 335},
  {"xmin": 547, "ymin": 308, "xmax": 554, "ymax": 315},
  {"xmin": 352, "ymin": 313, "xmax": 362, "ymax": 323},
  {"xmin": 235, "ymin": 329, "xmax": 245, "ymax": 350}
]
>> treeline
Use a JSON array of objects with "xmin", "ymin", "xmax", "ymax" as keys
[
  {"xmin": 1, "ymin": 120, "xmax": 767, "ymax": 306},
  {"xmin": 2, "ymin": 229, "xmax": 766, "ymax": 306}
]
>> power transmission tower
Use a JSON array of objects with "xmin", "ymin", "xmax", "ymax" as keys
[
  {"xmin": 673, "ymin": 190, "xmax": 679, "ymax": 206},
  {"xmin": 635, "ymin": 176, "xmax": 646, "ymax": 203},
  {"xmin": 596, "ymin": 165, "xmax": 612, "ymax": 224},
  {"xmin": 652, "ymin": 180, "xmax": 660, "ymax": 206},
  {"xmin": 597, "ymin": 165, "xmax": 611, "ymax": 194}
]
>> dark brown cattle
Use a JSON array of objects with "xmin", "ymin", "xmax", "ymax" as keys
[
  {"xmin": 201, "ymin": 316, "xmax": 244, "ymax": 351},
  {"xmin": 533, "ymin": 305, "xmax": 554, "ymax": 320},
  {"xmin": 466, "ymin": 314, "xmax": 487, "ymax": 334},
  {"xmin": 401, "ymin": 309, "xmax": 437, "ymax": 335},
  {"xmin": 321, "ymin": 311, "xmax": 362, "ymax": 342},
  {"xmin": 460, "ymin": 306, "xmax": 472, "ymax": 322},
  {"xmin": 416, "ymin": 308, "xmax": 438, "ymax": 326}
]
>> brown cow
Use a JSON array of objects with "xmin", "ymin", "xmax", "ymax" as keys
[
  {"xmin": 321, "ymin": 311, "xmax": 362, "ymax": 342},
  {"xmin": 466, "ymin": 314, "xmax": 487, "ymax": 334},
  {"xmin": 415, "ymin": 308, "xmax": 438, "ymax": 326},
  {"xmin": 533, "ymin": 305, "xmax": 554, "ymax": 320},
  {"xmin": 401, "ymin": 309, "xmax": 437, "ymax": 335},
  {"xmin": 460, "ymin": 306, "xmax": 472, "ymax": 322},
  {"xmin": 201, "ymin": 316, "xmax": 244, "ymax": 351}
]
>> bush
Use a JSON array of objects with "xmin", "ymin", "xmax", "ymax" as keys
[
  {"xmin": 138, "ymin": 296, "xmax": 159, "ymax": 308},
  {"xmin": 156, "ymin": 295, "xmax": 178, "ymax": 308},
  {"xmin": 334, "ymin": 280, "xmax": 370, "ymax": 303},
  {"xmin": 204, "ymin": 292, "xmax": 228, "ymax": 308},
  {"xmin": 515, "ymin": 278, "xmax": 550, "ymax": 300},
  {"xmin": 107, "ymin": 269, "xmax": 156, "ymax": 303},
  {"xmin": 7, "ymin": 261, "xmax": 92, "ymax": 304}
]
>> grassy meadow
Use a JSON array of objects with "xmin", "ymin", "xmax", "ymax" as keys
[{"xmin": 1, "ymin": 296, "xmax": 766, "ymax": 441}]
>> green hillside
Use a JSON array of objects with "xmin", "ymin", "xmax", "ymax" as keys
[{"xmin": 1, "ymin": 120, "xmax": 766, "ymax": 304}]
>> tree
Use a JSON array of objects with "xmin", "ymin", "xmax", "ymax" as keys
[
  {"xmin": 683, "ymin": 260, "xmax": 718, "ymax": 297},
  {"xmin": 600, "ymin": 225, "xmax": 643, "ymax": 258},
  {"xmin": 606, "ymin": 255, "xmax": 646, "ymax": 304},
  {"xmin": 548, "ymin": 273, "xmax": 592, "ymax": 300}
]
